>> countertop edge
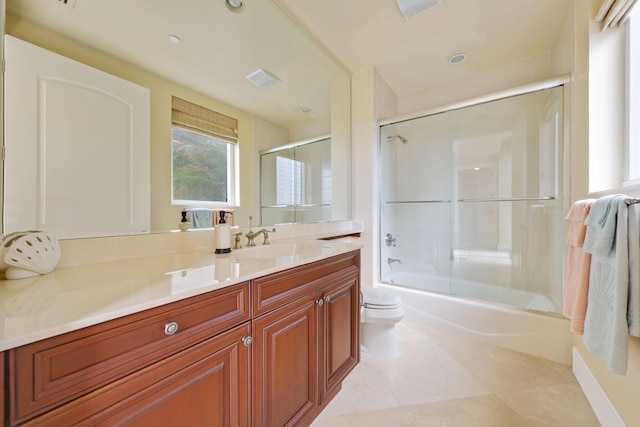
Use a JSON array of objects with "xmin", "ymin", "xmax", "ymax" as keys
[{"xmin": 0, "ymin": 239, "xmax": 362, "ymax": 351}]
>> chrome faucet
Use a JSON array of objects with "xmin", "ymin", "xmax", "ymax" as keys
[
  {"xmin": 246, "ymin": 228, "xmax": 276, "ymax": 246},
  {"xmin": 387, "ymin": 257, "xmax": 402, "ymax": 265}
]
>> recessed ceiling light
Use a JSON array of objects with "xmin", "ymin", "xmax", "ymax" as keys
[
  {"xmin": 168, "ymin": 35, "xmax": 181, "ymax": 44},
  {"xmin": 226, "ymin": 0, "xmax": 243, "ymax": 11},
  {"xmin": 301, "ymin": 107, "xmax": 313, "ymax": 114},
  {"xmin": 449, "ymin": 53, "xmax": 467, "ymax": 65}
]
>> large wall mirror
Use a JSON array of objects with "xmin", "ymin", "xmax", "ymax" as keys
[{"xmin": 1, "ymin": 0, "xmax": 351, "ymax": 239}]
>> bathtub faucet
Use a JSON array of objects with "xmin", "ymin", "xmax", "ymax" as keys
[{"xmin": 387, "ymin": 257, "xmax": 402, "ymax": 265}]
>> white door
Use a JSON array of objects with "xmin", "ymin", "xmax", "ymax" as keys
[{"xmin": 4, "ymin": 35, "xmax": 150, "ymax": 239}]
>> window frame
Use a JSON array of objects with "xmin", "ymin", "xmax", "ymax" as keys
[
  {"xmin": 170, "ymin": 126, "xmax": 239, "ymax": 208},
  {"xmin": 625, "ymin": 5, "xmax": 640, "ymax": 185}
]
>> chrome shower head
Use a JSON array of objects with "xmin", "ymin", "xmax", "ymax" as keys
[{"xmin": 387, "ymin": 135, "xmax": 408, "ymax": 144}]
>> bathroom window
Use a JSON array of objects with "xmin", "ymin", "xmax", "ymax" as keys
[
  {"xmin": 170, "ymin": 97, "xmax": 238, "ymax": 206},
  {"xmin": 626, "ymin": 5, "xmax": 640, "ymax": 185}
]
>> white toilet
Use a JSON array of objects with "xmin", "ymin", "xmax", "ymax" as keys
[{"xmin": 360, "ymin": 286, "xmax": 404, "ymax": 358}]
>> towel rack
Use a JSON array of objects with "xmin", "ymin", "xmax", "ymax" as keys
[{"xmin": 626, "ymin": 198, "xmax": 640, "ymax": 205}]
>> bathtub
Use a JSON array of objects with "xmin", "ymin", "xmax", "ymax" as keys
[{"xmin": 376, "ymin": 275, "xmax": 572, "ymax": 364}]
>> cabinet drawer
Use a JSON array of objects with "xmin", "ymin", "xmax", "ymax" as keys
[
  {"xmin": 20, "ymin": 322, "xmax": 251, "ymax": 427},
  {"xmin": 9, "ymin": 281, "xmax": 250, "ymax": 424},
  {"xmin": 253, "ymin": 250, "xmax": 359, "ymax": 316}
]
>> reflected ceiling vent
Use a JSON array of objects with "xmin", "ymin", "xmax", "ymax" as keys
[
  {"xmin": 246, "ymin": 68, "xmax": 281, "ymax": 88},
  {"xmin": 396, "ymin": 0, "xmax": 442, "ymax": 19},
  {"xmin": 57, "ymin": 0, "xmax": 78, "ymax": 7}
]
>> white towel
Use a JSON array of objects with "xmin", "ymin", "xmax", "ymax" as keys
[{"xmin": 583, "ymin": 195, "xmax": 631, "ymax": 375}]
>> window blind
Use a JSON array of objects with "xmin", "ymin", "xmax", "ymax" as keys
[
  {"xmin": 171, "ymin": 96, "xmax": 238, "ymax": 144},
  {"xmin": 595, "ymin": 0, "xmax": 638, "ymax": 30}
]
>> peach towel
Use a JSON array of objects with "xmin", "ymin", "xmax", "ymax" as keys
[{"xmin": 563, "ymin": 199, "xmax": 595, "ymax": 334}]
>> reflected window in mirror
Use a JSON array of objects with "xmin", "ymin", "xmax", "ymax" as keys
[{"xmin": 171, "ymin": 97, "xmax": 239, "ymax": 207}]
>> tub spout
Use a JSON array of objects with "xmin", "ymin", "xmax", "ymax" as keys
[{"xmin": 387, "ymin": 257, "xmax": 402, "ymax": 265}]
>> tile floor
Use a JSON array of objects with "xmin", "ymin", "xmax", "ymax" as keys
[{"xmin": 312, "ymin": 320, "xmax": 601, "ymax": 427}]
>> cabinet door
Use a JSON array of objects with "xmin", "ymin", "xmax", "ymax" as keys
[
  {"xmin": 252, "ymin": 293, "xmax": 320, "ymax": 427},
  {"xmin": 1, "ymin": 352, "xmax": 5, "ymax": 426},
  {"xmin": 22, "ymin": 323, "xmax": 251, "ymax": 427},
  {"xmin": 320, "ymin": 274, "xmax": 360, "ymax": 401}
]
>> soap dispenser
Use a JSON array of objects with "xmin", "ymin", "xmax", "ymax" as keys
[
  {"xmin": 179, "ymin": 210, "xmax": 191, "ymax": 231},
  {"xmin": 215, "ymin": 211, "xmax": 231, "ymax": 254}
]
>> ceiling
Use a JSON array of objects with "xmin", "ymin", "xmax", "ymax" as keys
[
  {"xmin": 277, "ymin": 0, "xmax": 571, "ymax": 96},
  {"xmin": 5, "ymin": 0, "xmax": 571, "ymax": 127}
]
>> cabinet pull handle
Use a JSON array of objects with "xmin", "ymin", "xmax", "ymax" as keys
[
  {"xmin": 242, "ymin": 336, "xmax": 253, "ymax": 347},
  {"xmin": 316, "ymin": 298, "xmax": 324, "ymax": 307},
  {"xmin": 324, "ymin": 295, "xmax": 331, "ymax": 303},
  {"xmin": 164, "ymin": 321, "xmax": 179, "ymax": 336}
]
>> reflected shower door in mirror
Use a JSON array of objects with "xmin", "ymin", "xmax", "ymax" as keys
[{"xmin": 260, "ymin": 138, "xmax": 332, "ymax": 225}]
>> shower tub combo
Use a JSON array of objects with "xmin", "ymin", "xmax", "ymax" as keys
[{"xmin": 378, "ymin": 78, "xmax": 572, "ymax": 364}]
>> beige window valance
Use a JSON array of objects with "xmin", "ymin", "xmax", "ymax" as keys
[
  {"xmin": 171, "ymin": 96, "xmax": 238, "ymax": 144},
  {"xmin": 595, "ymin": 0, "xmax": 638, "ymax": 30}
]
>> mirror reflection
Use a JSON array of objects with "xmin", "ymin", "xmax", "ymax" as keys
[
  {"xmin": 2, "ymin": 0, "xmax": 351, "ymax": 239},
  {"xmin": 260, "ymin": 138, "xmax": 332, "ymax": 225}
]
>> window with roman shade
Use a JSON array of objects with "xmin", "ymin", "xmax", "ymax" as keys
[{"xmin": 171, "ymin": 96, "xmax": 238, "ymax": 206}]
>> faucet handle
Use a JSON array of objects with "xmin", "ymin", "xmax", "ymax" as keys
[
  {"xmin": 232, "ymin": 231, "xmax": 243, "ymax": 249},
  {"xmin": 263, "ymin": 228, "xmax": 276, "ymax": 245}
]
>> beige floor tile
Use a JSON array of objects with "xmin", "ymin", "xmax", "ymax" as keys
[
  {"xmin": 496, "ymin": 383, "xmax": 601, "ymax": 426},
  {"xmin": 433, "ymin": 332, "xmax": 577, "ymax": 393},
  {"xmin": 311, "ymin": 406, "xmax": 412, "ymax": 427},
  {"xmin": 310, "ymin": 320, "xmax": 597, "ymax": 427},
  {"xmin": 403, "ymin": 394, "xmax": 532, "ymax": 427},
  {"xmin": 385, "ymin": 339, "xmax": 491, "ymax": 406}
]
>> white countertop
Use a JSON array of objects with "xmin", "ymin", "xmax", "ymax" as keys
[{"xmin": 0, "ymin": 238, "xmax": 362, "ymax": 351}]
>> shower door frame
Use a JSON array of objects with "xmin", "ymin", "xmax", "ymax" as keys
[{"xmin": 377, "ymin": 75, "xmax": 572, "ymax": 315}]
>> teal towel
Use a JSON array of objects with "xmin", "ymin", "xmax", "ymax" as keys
[
  {"xmin": 191, "ymin": 209, "xmax": 213, "ymax": 228},
  {"xmin": 583, "ymin": 194, "xmax": 626, "ymax": 256},
  {"xmin": 583, "ymin": 196, "xmax": 632, "ymax": 374}
]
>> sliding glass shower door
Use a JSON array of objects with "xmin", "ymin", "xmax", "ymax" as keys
[{"xmin": 380, "ymin": 86, "xmax": 564, "ymax": 314}]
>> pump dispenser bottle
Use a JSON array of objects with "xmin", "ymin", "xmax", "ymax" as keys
[{"xmin": 215, "ymin": 211, "xmax": 231, "ymax": 254}]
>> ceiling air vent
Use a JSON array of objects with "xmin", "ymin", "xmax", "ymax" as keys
[
  {"xmin": 396, "ymin": 0, "xmax": 442, "ymax": 20},
  {"xmin": 246, "ymin": 68, "xmax": 281, "ymax": 88},
  {"xmin": 57, "ymin": 0, "xmax": 78, "ymax": 8}
]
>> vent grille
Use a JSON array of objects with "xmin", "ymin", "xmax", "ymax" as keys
[
  {"xmin": 246, "ymin": 69, "xmax": 281, "ymax": 88},
  {"xmin": 58, "ymin": 0, "xmax": 78, "ymax": 7}
]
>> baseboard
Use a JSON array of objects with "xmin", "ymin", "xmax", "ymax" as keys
[{"xmin": 572, "ymin": 348, "xmax": 626, "ymax": 427}]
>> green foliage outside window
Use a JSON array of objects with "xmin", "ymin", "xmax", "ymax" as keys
[{"xmin": 172, "ymin": 128, "xmax": 228, "ymax": 202}]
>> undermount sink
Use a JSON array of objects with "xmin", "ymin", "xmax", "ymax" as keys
[{"xmin": 231, "ymin": 243, "xmax": 323, "ymax": 260}]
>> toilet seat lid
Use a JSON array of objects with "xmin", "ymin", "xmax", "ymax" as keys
[{"xmin": 361, "ymin": 286, "xmax": 402, "ymax": 309}]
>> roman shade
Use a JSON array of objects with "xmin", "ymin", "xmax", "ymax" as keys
[
  {"xmin": 596, "ymin": 0, "xmax": 638, "ymax": 30},
  {"xmin": 171, "ymin": 96, "xmax": 238, "ymax": 144}
]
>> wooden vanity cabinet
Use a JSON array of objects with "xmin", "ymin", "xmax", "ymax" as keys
[
  {"xmin": 7, "ymin": 281, "xmax": 251, "ymax": 426},
  {"xmin": 1, "ymin": 351, "xmax": 5, "ymax": 425},
  {"xmin": 252, "ymin": 250, "xmax": 360, "ymax": 426},
  {"xmin": 5, "ymin": 250, "xmax": 360, "ymax": 426}
]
